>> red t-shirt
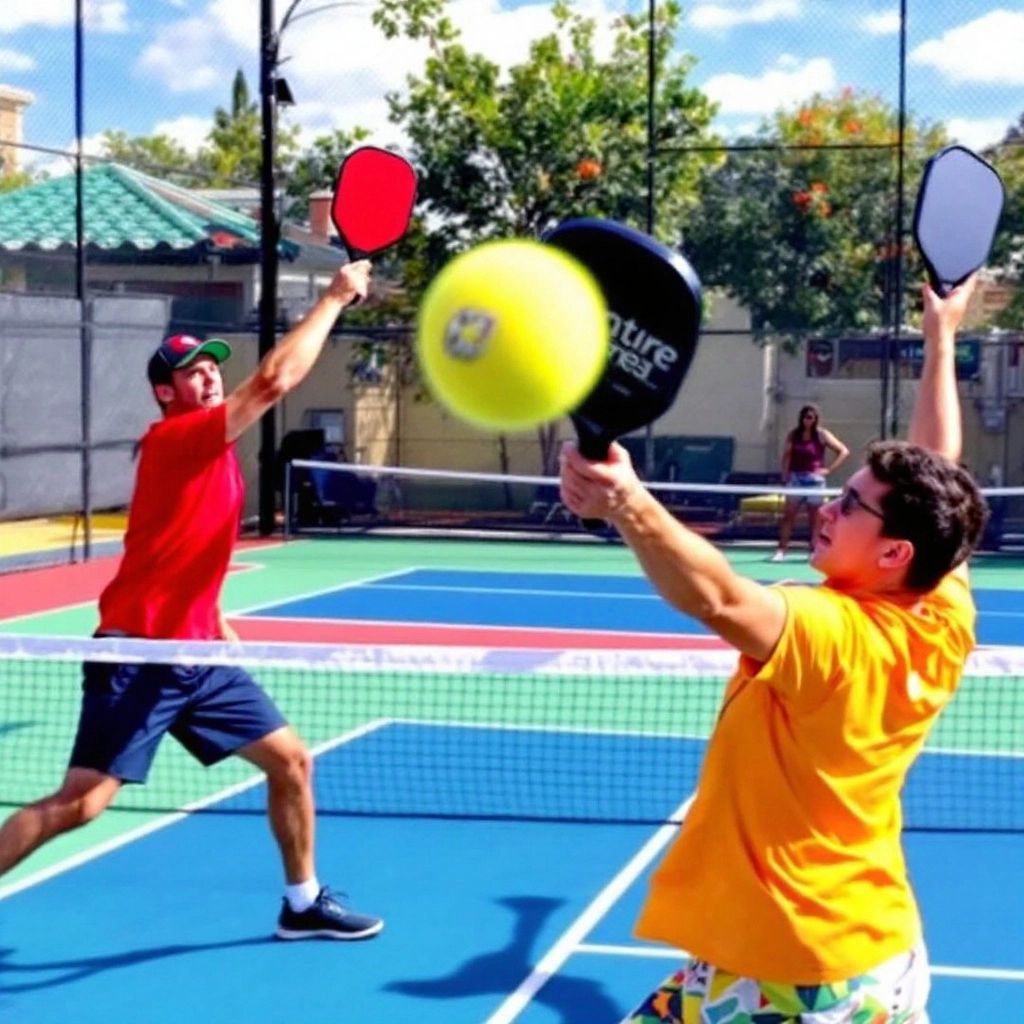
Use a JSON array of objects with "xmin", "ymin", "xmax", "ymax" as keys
[{"xmin": 98, "ymin": 404, "xmax": 243, "ymax": 639}]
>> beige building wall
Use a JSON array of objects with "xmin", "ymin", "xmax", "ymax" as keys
[
  {"xmin": 223, "ymin": 279, "xmax": 1022, "ymax": 518},
  {"xmin": 0, "ymin": 85, "xmax": 33, "ymax": 174},
  {"xmin": 392, "ymin": 290, "xmax": 771, "ymax": 477}
]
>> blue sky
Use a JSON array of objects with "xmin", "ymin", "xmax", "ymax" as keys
[{"xmin": 2, "ymin": 1, "xmax": 1021, "ymax": 171}]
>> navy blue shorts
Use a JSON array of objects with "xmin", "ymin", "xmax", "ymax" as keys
[{"xmin": 69, "ymin": 660, "xmax": 288, "ymax": 783}]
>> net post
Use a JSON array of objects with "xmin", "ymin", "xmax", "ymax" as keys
[{"xmin": 284, "ymin": 460, "xmax": 292, "ymax": 541}]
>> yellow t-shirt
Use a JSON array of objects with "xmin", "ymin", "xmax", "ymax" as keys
[{"xmin": 635, "ymin": 571, "xmax": 975, "ymax": 982}]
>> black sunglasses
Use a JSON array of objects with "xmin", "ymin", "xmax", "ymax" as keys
[{"xmin": 838, "ymin": 488, "xmax": 885, "ymax": 521}]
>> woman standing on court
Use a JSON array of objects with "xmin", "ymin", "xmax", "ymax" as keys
[{"xmin": 771, "ymin": 403, "xmax": 849, "ymax": 561}]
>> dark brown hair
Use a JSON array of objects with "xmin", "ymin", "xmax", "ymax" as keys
[
  {"xmin": 867, "ymin": 440, "xmax": 988, "ymax": 591},
  {"xmin": 788, "ymin": 404, "xmax": 821, "ymax": 443}
]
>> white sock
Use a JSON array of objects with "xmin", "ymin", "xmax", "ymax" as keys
[{"xmin": 286, "ymin": 878, "xmax": 320, "ymax": 912}]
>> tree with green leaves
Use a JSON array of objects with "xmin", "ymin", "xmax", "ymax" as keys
[
  {"xmin": 99, "ymin": 129, "xmax": 206, "ymax": 185},
  {"xmin": 684, "ymin": 88, "xmax": 948, "ymax": 341},
  {"xmin": 376, "ymin": 0, "xmax": 716, "ymax": 253},
  {"xmin": 285, "ymin": 127, "xmax": 369, "ymax": 221},
  {"xmin": 986, "ymin": 123, "xmax": 1024, "ymax": 331},
  {"xmin": 0, "ymin": 169, "xmax": 32, "ymax": 193},
  {"xmin": 372, "ymin": 0, "xmax": 719, "ymax": 470},
  {"xmin": 207, "ymin": 69, "xmax": 299, "ymax": 185},
  {"xmin": 100, "ymin": 70, "xmax": 299, "ymax": 189}
]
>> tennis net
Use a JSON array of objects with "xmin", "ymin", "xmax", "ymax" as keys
[
  {"xmin": 283, "ymin": 459, "xmax": 1023, "ymax": 550},
  {"xmin": 0, "ymin": 634, "xmax": 1020, "ymax": 832}
]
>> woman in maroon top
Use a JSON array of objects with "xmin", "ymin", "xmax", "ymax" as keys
[{"xmin": 772, "ymin": 404, "xmax": 849, "ymax": 561}]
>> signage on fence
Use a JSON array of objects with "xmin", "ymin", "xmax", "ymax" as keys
[{"xmin": 806, "ymin": 336, "xmax": 981, "ymax": 381}]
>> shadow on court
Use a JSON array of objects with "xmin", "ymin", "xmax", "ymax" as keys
[
  {"xmin": 386, "ymin": 895, "xmax": 621, "ymax": 1022},
  {"xmin": 0, "ymin": 936, "xmax": 276, "ymax": 993}
]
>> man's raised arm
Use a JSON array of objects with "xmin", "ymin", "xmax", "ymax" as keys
[
  {"xmin": 560, "ymin": 443, "xmax": 787, "ymax": 662},
  {"xmin": 225, "ymin": 261, "xmax": 371, "ymax": 442},
  {"xmin": 908, "ymin": 276, "xmax": 977, "ymax": 462}
]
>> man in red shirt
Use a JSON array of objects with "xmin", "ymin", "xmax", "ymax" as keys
[{"xmin": 0, "ymin": 260, "xmax": 382, "ymax": 942}]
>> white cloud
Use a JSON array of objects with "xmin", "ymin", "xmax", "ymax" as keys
[
  {"xmin": 207, "ymin": 0, "xmax": 257, "ymax": 51},
  {"xmin": 284, "ymin": 0, "xmax": 618, "ymax": 144},
  {"xmin": 861, "ymin": 10, "xmax": 900, "ymax": 36},
  {"xmin": 946, "ymin": 117, "xmax": 1012, "ymax": 151},
  {"xmin": 0, "ymin": 0, "xmax": 126, "ymax": 32},
  {"xmin": 30, "ymin": 121, "xmax": 212, "ymax": 171},
  {"xmin": 84, "ymin": 0, "xmax": 128, "ymax": 33},
  {"xmin": 0, "ymin": 49, "xmax": 36, "ymax": 72},
  {"xmin": 134, "ymin": 0, "xmax": 620, "ymax": 144},
  {"xmin": 703, "ymin": 56, "xmax": 836, "ymax": 115},
  {"xmin": 137, "ymin": 16, "xmax": 224, "ymax": 93},
  {"xmin": 28, "ymin": 132, "xmax": 109, "ymax": 178},
  {"xmin": 691, "ymin": 1, "xmax": 800, "ymax": 32},
  {"xmin": 910, "ymin": 10, "xmax": 1024, "ymax": 85},
  {"xmin": 152, "ymin": 114, "xmax": 212, "ymax": 152},
  {"xmin": 0, "ymin": 1, "xmax": 72, "ymax": 31}
]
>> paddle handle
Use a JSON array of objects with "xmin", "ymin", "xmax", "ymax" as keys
[
  {"xmin": 576, "ymin": 432, "xmax": 612, "ymax": 532},
  {"xmin": 927, "ymin": 270, "xmax": 952, "ymax": 299}
]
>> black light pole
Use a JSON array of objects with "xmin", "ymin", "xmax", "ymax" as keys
[
  {"xmin": 75, "ymin": 0, "xmax": 92, "ymax": 558},
  {"xmin": 258, "ymin": 0, "xmax": 280, "ymax": 536},
  {"xmin": 256, "ymin": 0, "xmax": 342, "ymax": 535},
  {"xmin": 643, "ymin": 0, "xmax": 657, "ymax": 480},
  {"xmin": 888, "ymin": 0, "xmax": 909, "ymax": 439}
]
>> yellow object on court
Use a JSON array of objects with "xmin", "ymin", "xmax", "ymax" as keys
[
  {"xmin": 415, "ymin": 239, "xmax": 609, "ymax": 432},
  {"xmin": 739, "ymin": 494, "xmax": 785, "ymax": 516}
]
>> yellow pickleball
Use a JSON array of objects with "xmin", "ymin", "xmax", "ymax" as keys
[{"xmin": 415, "ymin": 239, "xmax": 608, "ymax": 431}]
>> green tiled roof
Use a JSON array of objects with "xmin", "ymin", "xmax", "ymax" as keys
[{"xmin": 0, "ymin": 163, "xmax": 297, "ymax": 258}]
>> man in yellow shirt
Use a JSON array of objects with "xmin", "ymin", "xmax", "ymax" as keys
[{"xmin": 559, "ymin": 278, "xmax": 988, "ymax": 1023}]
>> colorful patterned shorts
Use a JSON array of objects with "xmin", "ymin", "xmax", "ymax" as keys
[{"xmin": 623, "ymin": 945, "xmax": 930, "ymax": 1024}]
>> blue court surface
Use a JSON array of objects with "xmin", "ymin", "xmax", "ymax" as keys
[
  {"xmin": 3, "ymin": 721, "xmax": 1021, "ymax": 1023},
  {"xmin": 255, "ymin": 568, "xmax": 1024, "ymax": 646},
  {"xmin": 2, "ymin": 555, "xmax": 1022, "ymax": 1021}
]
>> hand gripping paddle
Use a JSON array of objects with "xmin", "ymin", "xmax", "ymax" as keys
[
  {"xmin": 331, "ymin": 146, "xmax": 418, "ymax": 260},
  {"xmin": 544, "ymin": 218, "xmax": 703, "ymax": 528},
  {"xmin": 912, "ymin": 145, "xmax": 1004, "ymax": 297}
]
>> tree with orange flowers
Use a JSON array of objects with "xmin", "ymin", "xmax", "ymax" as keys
[
  {"xmin": 685, "ymin": 89, "xmax": 948, "ymax": 337},
  {"xmin": 985, "ymin": 118, "xmax": 1024, "ymax": 330}
]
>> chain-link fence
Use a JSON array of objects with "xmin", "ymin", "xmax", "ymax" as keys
[{"xmin": 0, "ymin": 1, "xmax": 1021, "ymax": 551}]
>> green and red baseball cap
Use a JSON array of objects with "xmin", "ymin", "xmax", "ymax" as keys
[{"xmin": 147, "ymin": 333, "xmax": 232, "ymax": 386}]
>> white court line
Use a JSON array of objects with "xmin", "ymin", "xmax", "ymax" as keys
[
  {"xmin": 0, "ymin": 600, "xmax": 96, "ymax": 626},
  {"xmin": 229, "ymin": 566, "xmax": 423, "ymax": 616},
  {"xmin": 576, "ymin": 944, "xmax": 1024, "ymax": 982},
  {"xmin": 368, "ymin": 582, "xmax": 661, "ymax": 601},
  {"xmin": 483, "ymin": 795, "xmax": 694, "ymax": 1024},
  {"xmin": 393, "ymin": 716, "xmax": 707, "ymax": 742},
  {"xmin": 0, "ymin": 553, "xmax": 272, "ymax": 627},
  {"xmin": 931, "ymin": 965, "xmax": 1024, "ymax": 982},
  {"xmin": 0, "ymin": 718, "xmax": 391, "ymax": 903}
]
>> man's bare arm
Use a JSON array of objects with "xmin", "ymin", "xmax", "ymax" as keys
[
  {"xmin": 908, "ymin": 276, "xmax": 976, "ymax": 462},
  {"xmin": 224, "ymin": 261, "xmax": 371, "ymax": 443},
  {"xmin": 560, "ymin": 444, "xmax": 787, "ymax": 661}
]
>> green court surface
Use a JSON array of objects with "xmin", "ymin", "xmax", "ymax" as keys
[{"xmin": 2, "ymin": 536, "xmax": 1023, "ymax": 893}]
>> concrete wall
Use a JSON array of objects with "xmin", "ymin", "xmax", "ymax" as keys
[{"xmin": 0, "ymin": 291, "xmax": 167, "ymax": 518}]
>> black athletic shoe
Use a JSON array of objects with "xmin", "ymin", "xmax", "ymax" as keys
[{"xmin": 275, "ymin": 887, "xmax": 384, "ymax": 941}]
